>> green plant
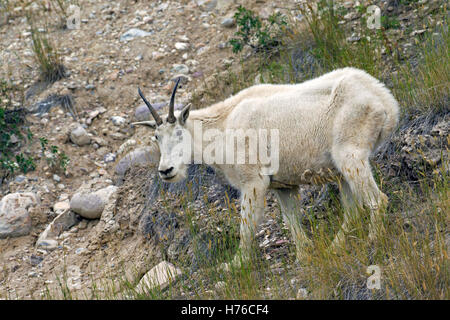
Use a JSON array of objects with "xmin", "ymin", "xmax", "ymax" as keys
[
  {"xmin": 229, "ymin": 5, "xmax": 287, "ymax": 55},
  {"xmin": 27, "ymin": 14, "xmax": 66, "ymax": 82},
  {"xmin": 0, "ymin": 80, "xmax": 35, "ymax": 177},
  {"xmin": 381, "ymin": 16, "xmax": 400, "ymax": 29},
  {"xmin": 40, "ymin": 136, "xmax": 70, "ymax": 173}
]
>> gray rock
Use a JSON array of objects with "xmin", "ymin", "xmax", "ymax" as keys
[
  {"xmin": 104, "ymin": 152, "xmax": 117, "ymax": 163},
  {"xmin": 135, "ymin": 104, "xmax": 151, "ymax": 121},
  {"xmin": 70, "ymin": 125, "xmax": 91, "ymax": 146},
  {"xmin": 221, "ymin": 17, "xmax": 235, "ymax": 28},
  {"xmin": 136, "ymin": 261, "xmax": 182, "ymax": 293},
  {"xmin": 120, "ymin": 28, "xmax": 152, "ymax": 42},
  {"xmin": 115, "ymin": 147, "xmax": 158, "ymax": 182},
  {"xmin": 119, "ymin": 28, "xmax": 152, "ymax": 41},
  {"xmin": 36, "ymin": 209, "xmax": 79, "ymax": 249},
  {"xmin": 171, "ymin": 64, "xmax": 189, "ymax": 75},
  {"xmin": 0, "ymin": 192, "xmax": 39, "ymax": 238},
  {"xmin": 36, "ymin": 239, "xmax": 58, "ymax": 250},
  {"xmin": 111, "ymin": 116, "xmax": 126, "ymax": 126},
  {"xmin": 175, "ymin": 42, "xmax": 189, "ymax": 51},
  {"xmin": 15, "ymin": 175, "xmax": 26, "ymax": 183},
  {"xmin": 70, "ymin": 186, "xmax": 118, "ymax": 219}
]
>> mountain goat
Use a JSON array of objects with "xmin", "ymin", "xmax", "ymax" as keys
[{"xmin": 133, "ymin": 67, "xmax": 399, "ymax": 267}]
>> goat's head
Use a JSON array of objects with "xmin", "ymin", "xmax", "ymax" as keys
[{"xmin": 132, "ymin": 78, "xmax": 191, "ymax": 182}]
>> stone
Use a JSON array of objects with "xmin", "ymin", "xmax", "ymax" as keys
[
  {"xmin": 175, "ymin": 42, "xmax": 189, "ymax": 51},
  {"xmin": 70, "ymin": 125, "xmax": 91, "ymax": 146},
  {"xmin": 171, "ymin": 64, "xmax": 189, "ymax": 75},
  {"xmin": 104, "ymin": 153, "xmax": 117, "ymax": 163},
  {"xmin": 120, "ymin": 28, "xmax": 152, "ymax": 41},
  {"xmin": 115, "ymin": 146, "xmax": 158, "ymax": 183},
  {"xmin": 36, "ymin": 210, "xmax": 79, "ymax": 249},
  {"xmin": 111, "ymin": 116, "xmax": 126, "ymax": 126},
  {"xmin": 53, "ymin": 200, "xmax": 70, "ymax": 213},
  {"xmin": 135, "ymin": 104, "xmax": 151, "ymax": 121},
  {"xmin": 297, "ymin": 288, "xmax": 308, "ymax": 299},
  {"xmin": 0, "ymin": 192, "xmax": 39, "ymax": 239},
  {"xmin": 135, "ymin": 261, "xmax": 182, "ymax": 293},
  {"xmin": 347, "ymin": 33, "xmax": 361, "ymax": 42},
  {"xmin": 221, "ymin": 17, "xmax": 235, "ymax": 28},
  {"xmin": 70, "ymin": 185, "xmax": 118, "ymax": 219}
]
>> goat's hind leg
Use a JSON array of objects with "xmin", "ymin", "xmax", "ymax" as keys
[
  {"xmin": 274, "ymin": 187, "xmax": 312, "ymax": 262},
  {"xmin": 332, "ymin": 147, "xmax": 388, "ymax": 248}
]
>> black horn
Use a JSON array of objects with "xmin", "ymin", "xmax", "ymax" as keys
[
  {"xmin": 167, "ymin": 77, "xmax": 181, "ymax": 124},
  {"xmin": 138, "ymin": 87, "xmax": 163, "ymax": 126}
]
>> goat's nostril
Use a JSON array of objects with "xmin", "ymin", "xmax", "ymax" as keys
[{"xmin": 159, "ymin": 167, "xmax": 174, "ymax": 176}]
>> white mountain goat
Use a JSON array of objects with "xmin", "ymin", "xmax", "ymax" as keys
[{"xmin": 133, "ymin": 67, "xmax": 399, "ymax": 266}]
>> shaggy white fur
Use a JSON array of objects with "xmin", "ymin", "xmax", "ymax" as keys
[{"xmin": 134, "ymin": 67, "xmax": 399, "ymax": 265}]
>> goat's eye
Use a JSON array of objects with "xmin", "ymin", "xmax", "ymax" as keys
[{"xmin": 155, "ymin": 135, "xmax": 159, "ymax": 140}]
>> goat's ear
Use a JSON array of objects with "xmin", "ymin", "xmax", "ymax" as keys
[
  {"xmin": 178, "ymin": 103, "xmax": 191, "ymax": 125},
  {"xmin": 131, "ymin": 121, "xmax": 157, "ymax": 128}
]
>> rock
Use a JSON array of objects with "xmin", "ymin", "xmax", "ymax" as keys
[
  {"xmin": 111, "ymin": 116, "xmax": 126, "ymax": 126},
  {"xmin": 53, "ymin": 174, "xmax": 61, "ymax": 182},
  {"xmin": 175, "ymin": 42, "xmax": 189, "ymax": 51},
  {"xmin": 0, "ymin": 192, "xmax": 39, "ymax": 239},
  {"xmin": 30, "ymin": 254, "xmax": 44, "ymax": 266},
  {"xmin": 14, "ymin": 175, "xmax": 26, "ymax": 183},
  {"xmin": 70, "ymin": 186, "xmax": 118, "ymax": 219},
  {"xmin": 36, "ymin": 209, "xmax": 79, "ymax": 248},
  {"xmin": 115, "ymin": 146, "xmax": 159, "ymax": 183},
  {"xmin": 70, "ymin": 125, "xmax": 91, "ymax": 146},
  {"xmin": 36, "ymin": 239, "xmax": 58, "ymax": 250},
  {"xmin": 297, "ymin": 288, "xmax": 308, "ymax": 299},
  {"xmin": 120, "ymin": 28, "xmax": 152, "ymax": 41},
  {"xmin": 192, "ymin": 71, "xmax": 204, "ymax": 78},
  {"xmin": 171, "ymin": 64, "xmax": 190, "ymax": 75},
  {"xmin": 104, "ymin": 152, "xmax": 117, "ymax": 163},
  {"xmin": 53, "ymin": 200, "xmax": 70, "ymax": 213},
  {"xmin": 135, "ymin": 261, "xmax": 182, "ymax": 293},
  {"xmin": 221, "ymin": 17, "xmax": 235, "ymax": 28},
  {"xmin": 135, "ymin": 104, "xmax": 151, "ymax": 121},
  {"xmin": 347, "ymin": 33, "xmax": 361, "ymax": 42}
]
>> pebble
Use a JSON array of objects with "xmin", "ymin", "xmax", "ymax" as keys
[
  {"xmin": 175, "ymin": 42, "xmax": 189, "ymax": 51},
  {"xmin": 171, "ymin": 64, "xmax": 189, "ymax": 75},
  {"xmin": 110, "ymin": 116, "xmax": 126, "ymax": 126},
  {"xmin": 104, "ymin": 153, "xmax": 117, "ymax": 163},
  {"xmin": 221, "ymin": 17, "xmax": 235, "ymax": 28},
  {"xmin": 70, "ymin": 125, "xmax": 91, "ymax": 146},
  {"xmin": 120, "ymin": 28, "xmax": 152, "ymax": 41}
]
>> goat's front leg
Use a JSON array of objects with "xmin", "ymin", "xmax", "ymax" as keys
[{"xmin": 222, "ymin": 177, "xmax": 269, "ymax": 271}]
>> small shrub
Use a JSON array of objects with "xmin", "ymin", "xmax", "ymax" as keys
[
  {"xmin": 229, "ymin": 5, "xmax": 287, "ymax": 55},
  {"xmin": 0, "ymin": 80, "xmax": 34, "ymax": 177},
  {"xmin": 27, "ymin": 14, "xmax": 66, "ymax": 82},
  {"xmin": 40, "ymin": 136, "xmax": 70, "ymax": 174}
]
